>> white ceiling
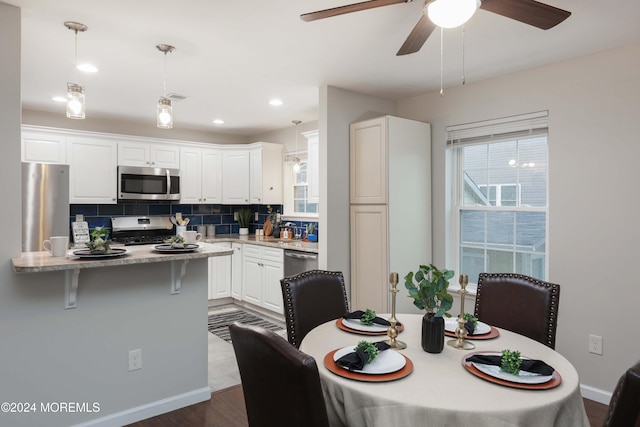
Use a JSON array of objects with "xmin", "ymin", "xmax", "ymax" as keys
[{"xmin": 7, "ymin": 0, "xmax": 640, "ymax": 136}]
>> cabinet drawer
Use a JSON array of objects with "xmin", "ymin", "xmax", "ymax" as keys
[
  {"xmin": 263, "ymin": 247, "xmax": 283, "ymax": 263},
  {"xmin": 243, "ymin": 244, "xmax": 262, "ymax": 259}
]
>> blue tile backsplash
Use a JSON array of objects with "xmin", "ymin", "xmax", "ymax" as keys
[{"xmin": 70, "ymin": 202, "xmax": 318, "ymax": 239}]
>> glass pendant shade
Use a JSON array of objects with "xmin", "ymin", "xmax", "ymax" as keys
[
  {"xmin": 426, "ymin": 0, "xmax": 479, "ymax": 28},
  {"xmin": 66, "ymin": 82, "xmax": 85, "ymax": 119},
  {"xmin": 293, "ymin": 160, "xmax": 301, "ymax": 172},
  {"xmin": 157, "ymin": 97, "xmax": 173, "ymax": 129}
]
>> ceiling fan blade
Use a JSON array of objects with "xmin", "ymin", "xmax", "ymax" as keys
[
  {"xmin": 396, "ymin": 14, "xmax": 437, "ymax": 56},
  {"xmin": 301, "ymin": 0, "xmax": 409, "ymax": 22},
  {"xmin": 479, "ymin": 0, "xmax": 571, "ymax": 30}
]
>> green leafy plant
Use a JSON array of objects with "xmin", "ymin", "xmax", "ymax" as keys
[
  {"xmin": 86, "ymin": 226, "xmax": 111, "ymax": 253},
  {"xmin": 236, "ymin": 208, "xmax": 253, "ymax": 228},
  {"xmin": 307, "ymin": 222, "xmax": 317, "ymax": 235},
  {"xmin": 501, "ymin": 349, "xmax": 522, "ymax": 375},
  {"xmin": 356, "ymin": 341, "xmax": 379, "ymax": 364},
  {"xmin": 464, "ymin": 313, "xmax": 478, "ymax": 329},
  {"xmin": 266, "ymin": 205, "xmax": 281, "ymax": 228},
  {"xmin": 404, "ymin": 264, "xmax": 454, "ymax": 317},
  {"xmin": 360, "ymin": 309, "xmax": 377, "ymax": 326}
]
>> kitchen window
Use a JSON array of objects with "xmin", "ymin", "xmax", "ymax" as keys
[
  {"xmin": 283, "ymin": 156, "xmax": 319, "ymax": 218},
  {"xmin": 448, "ymin": 111, "xmax": 549, "ymax": 286}
]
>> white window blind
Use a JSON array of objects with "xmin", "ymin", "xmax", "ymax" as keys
[{"xmin": 447, "ymin": 111, "xmax": 548, "ymax": 146}]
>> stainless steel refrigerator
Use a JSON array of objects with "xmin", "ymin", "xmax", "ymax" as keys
[{"xmin": 22, "ymin": 162, "xmax": 70, "ymax": 252}]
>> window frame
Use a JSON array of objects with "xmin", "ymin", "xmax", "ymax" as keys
[{"xmin": 283, "ymin": 154, "xmax": 319, "ymax": 220}]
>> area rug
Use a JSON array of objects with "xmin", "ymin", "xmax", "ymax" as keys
[{"xmin": 207, "ymin": 306, "xmax": 285, "ymax": 343}]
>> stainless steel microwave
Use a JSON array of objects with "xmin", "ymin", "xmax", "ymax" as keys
[{"xmin": 118, "ymin": 166, "xmax": 180, "ymax": 201}]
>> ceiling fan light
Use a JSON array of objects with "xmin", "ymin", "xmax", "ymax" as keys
[
  {"xmin": 157, "ymin": 97, "xmax": 173, "ymax": 129},
  {"xmin": 426, "ymin": 0, "xmax": 479, "ymax": 29},
  {"xmin": 66, "ymin": 82, "xmax": 85, "ymax": 119}
]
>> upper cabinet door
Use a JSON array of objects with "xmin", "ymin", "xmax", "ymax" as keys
[
  {"xmin": 222, "ymin": 150, "xmax": 250, "ymax": 204},
  {"xmin": 249, "ymin": 148, "xmax": 263, "ymax": 204},
  {"xmin": 201, "ymin": 148, "xmax": 222, "ymax": 204},
  {"xmin": 350, "ymin": 117, "xmax": 387, "ymax": 204},
  {"xmin": 179, "ymin": 147, "xmax": 203, "ymax": 204},
  {"xmin": 118, "ymin": 141, "xmax": 179, "ymax": 168},
  {"xmin": 67, "ymin": 137, "xmax": 117, "ymax": 204},
  {"xmin": 22, "ymin": 130, "xmax": 67, "ymax": 164}
]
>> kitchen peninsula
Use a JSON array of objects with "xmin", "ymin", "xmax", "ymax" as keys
[{"xmin": 12, "ymin": 243, "xmax": 233, "ymax": 309}]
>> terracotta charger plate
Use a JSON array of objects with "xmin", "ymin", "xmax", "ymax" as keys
[
  {"xmin": 445, "ymin": 326, "xmax": 500, "ymax": 340},
  {"xmin": 324, "ymin": 349, "xmax": 414, "ymax": 382},
  {"xmin": 336, "ymin": 318, "xmax": 405, "ymax": 336},
  {"xmin": 462, "ymin": 352, "xmax": 562, "ymax": 390}
]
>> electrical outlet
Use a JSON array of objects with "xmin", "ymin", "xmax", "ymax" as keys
[
  {"xmin": 588, "ymin": 335, "xmax": 603, "ymax": 355},
  {"xmin": 254, "ymin": 212, "xmax": 259, "ymax": 221},
  {"xmin": 233, "ymin": 212, "xmax": 238, "ymax": 221},
  {"xmin": 128, "ymin": 349, "xmax": 142, "ymax": 371}
]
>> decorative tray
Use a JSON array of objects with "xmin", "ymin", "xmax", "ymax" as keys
[
  {"xmin": 336, "ymin": 318, "xmax": 404, "ymax": 336},
  {"xmin": 462, "ymin": 352, "xmax": 562, "ymax": 390},
  {"xmin": 72, "ymin": 248, "xmax": 127, "ymax": 259},
  {"xmin": 324, "ymin": 348, "xmax": 413, "ymax": 382},
  {"xmin": 153, "ymin": 244, "xmax": 199, "ymax": 253}
]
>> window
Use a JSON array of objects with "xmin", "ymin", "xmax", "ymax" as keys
[
  {"xmin": 292, "ymin": 160, "xmax": 318, "ymax": 214},
  {"xmin": 449, "ymin": 112, "xmax": 549, "ymax": 284}
]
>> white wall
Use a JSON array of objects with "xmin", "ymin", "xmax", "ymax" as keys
[
  {"xmin": 251, "ymin": 120, "xmax": 319, "ymax": 152},
  {"xmin": 397, "ymin": 43, "xmax": 640, "ymax": 397},
  {"xmin": 320, "ymin": 86, "xmax": 396, "ymax": 296},
  {"xmin": 1, "ymin": 4, "xmax": 211, "ymax": 426}
]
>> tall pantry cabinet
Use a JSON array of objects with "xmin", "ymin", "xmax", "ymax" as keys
[{"xmin": 350, "ymin": 115, "xmax": 432, "ymax": 314}]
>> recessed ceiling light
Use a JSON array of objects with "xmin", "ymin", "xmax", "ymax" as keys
[
  {"xmin": 52, "ymin": 96, "xmax": 67, "ymax": 103},
  {"xmin": 213, "ymin": 119, "xmax": 225, "ymax": 125},
  {"xmin": 77, "ymin": 63, "xmax": 98, "ymax": 73},
  {"xmin": 269, "ymin": 98, "xmax": 283, "ymax": 106}
]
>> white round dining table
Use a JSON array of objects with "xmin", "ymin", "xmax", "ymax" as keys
[{"xmin": 300, "ymin": 314, "xmax": 589, "ymax": 427}]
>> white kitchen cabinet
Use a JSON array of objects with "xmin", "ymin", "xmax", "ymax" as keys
[
  {"xmin": 67, "ymin": 136, "xmax": 118, "ymax": 204},
  {"xmin": 22, "ymin": 129, "xmax": 66, "ymax": 164},
  {"xmin": 180, "ymin": 146, "xmax": 222, "ymax": 204},
  {"xmin": 349, "ymin": 116, "xmax": 431, "ymax": 313},
  {"xmin": 249, "ymin": 143, "xmax": 284, "ymax": 205},
  {"xmin": 304, "ymin": 130, "xmax": 319, "ymax": 204},
  {"xmin": 208, "ymin": 242, "xmax": 232, "ymax": 299},
  {"xmin": 118, "ymin": 140, "xmax": 180, "ymax": 168},
  {"xmin": 231, "ymin": 243, "xmax": 243, "ymax": 300},
  {"xmin": 222, "ymin": 150, "xmax": 250, "ymax": 204},
  {"xmin": 242, "ymin": 244, "xmax": 284, "ymax": 314}
]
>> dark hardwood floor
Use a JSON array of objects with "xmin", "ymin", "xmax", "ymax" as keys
[{"xmin": 128, "ymin": 385, "xmax": 609, "ymax": 427}]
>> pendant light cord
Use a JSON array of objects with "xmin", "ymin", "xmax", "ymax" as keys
[
  {"xmin": 462, "ymin": 25, "xmax": 466, "ymax": 85},
  {"xmin": 163, "ymin": 52, "xmax": 167, "ymax": 97},
  {"xmin": 440, "ymin": 26, "xmax": 444, "ymax": 97}
]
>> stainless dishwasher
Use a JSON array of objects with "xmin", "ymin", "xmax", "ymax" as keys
[{"xmin": 284, "ymin": 250, "xmax": 318, "ymax": 277}]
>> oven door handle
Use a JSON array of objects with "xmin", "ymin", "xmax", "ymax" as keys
[
  {"xmin": 284, "ymin": 251, "xmax": 317, "ymax": 260},
  {"xmin": 165, "ymin": 168, "xmax": 171, "ymax": 197}
]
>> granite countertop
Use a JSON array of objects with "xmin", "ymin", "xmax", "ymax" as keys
[
  {"xmin": 12, "ymin": 242, "xmax": 233, "ymax": 273},
  {"xmin": 203, "ymin": 235, "xmax": 318, "ymax": 253}
]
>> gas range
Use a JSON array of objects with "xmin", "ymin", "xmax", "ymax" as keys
[{"xmin": 111, "ymin": 216, "xmax": 175, "ymax": 246}]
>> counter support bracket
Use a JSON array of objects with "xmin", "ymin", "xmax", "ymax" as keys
[
  {"xmin": 170, "ymin": 259, "xmax": 189, "ymax": 295},
  {"xmin": 65, "ymin": 268, "xmax": 81, "ymax": 309}
]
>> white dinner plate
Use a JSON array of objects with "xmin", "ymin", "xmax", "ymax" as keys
[
  {"xmin": 445, "ymin": 317, "xmax": 491, "ymax": 335},
  {"xmin": 341, "ymin": 318, "xmax": 388, "ymax": 333},
  {"xmin": 153, "ymin": 244, "xmax": 199, "ymax": 253},
  {"xmin": 333, "ymin": 345, "xmax": 406, "ymax": 374},
  {"xmin": 471, "ymin": 353, "xmax": 554, "ymax": 384}
]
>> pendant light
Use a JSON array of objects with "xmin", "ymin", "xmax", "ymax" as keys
[
  {"xmin": 156, "ymin": 44, "xmax": 175, "ymax": 129},
  {"xmin": 292, "ymin": 120, "xmax": 302, "ymax": 172},
  {"xmin": 426, "ymin": 0, "xmax": 479, "ymax": 28},
  {"xmin": 64, "ymin": 21, "xmax": 88, "ymax": 119}
]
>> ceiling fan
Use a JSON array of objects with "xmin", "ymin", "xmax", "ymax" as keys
[{"xmin": 301, "ymin": 0, "xmax": 571, "ymax": 56}]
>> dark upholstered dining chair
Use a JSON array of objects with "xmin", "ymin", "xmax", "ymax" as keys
[
  {"xmin": 228, "ymin": 322, "xmax": 330, "ymax": 427},
  {"xmin": 474, "ymin": 273, "xmax": 560, "ymax": 349},
  {"xmin": 602, "ymin": 359, "xmax": 640, "ymax": 427},
  {"xmin": 280, "ymin": 269, "xmax": 350, "ymax": 348}
]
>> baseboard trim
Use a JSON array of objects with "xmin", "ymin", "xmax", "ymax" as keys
[
  {"xmin": 581, "ymin": 383, "xmax": 612, "ymax": 405},
  {"xmin": 71, "ymin": 386, "xmax": 212, "ymax": 427}
]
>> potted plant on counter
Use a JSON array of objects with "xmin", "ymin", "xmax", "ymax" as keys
[
  {"xmin": 307, "ymin": 222, "xmax": 318, "ymax": 242},
  {"xmin": 86, "ymin": 226, "xmax": 112, "ymax": 255},
  {"xmin": 404, "ymin": 264, "xmax": 454, "ymax": 353},
  {"xmin": 236, "ymin": 208, "xmax": 252, "ymax": 235}
]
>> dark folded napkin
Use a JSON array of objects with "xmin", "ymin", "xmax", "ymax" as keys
[
  {"xmin": 464, "ymin": 320, "xmax": 476, "ymax": 335},
  {"xmin": 467, "ymin": 354, "xmax": 554, "ymax": 376},
  {"xmin": 336, "ymin": 341, "xmax": 391, "ymax": 371},
  {"xmin": 344, "ymin": 310, "xmax": 401, "ymax": 327}
]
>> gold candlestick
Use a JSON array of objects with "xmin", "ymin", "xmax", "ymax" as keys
[
  {"xmin": 447, "ymin": 274, "xmax": 475, "ymax": 350},
  {"xmin": 386, "ymin": 272, "xmax": 407, "ymax": 350}
]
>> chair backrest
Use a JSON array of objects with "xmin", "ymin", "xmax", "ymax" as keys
[
  {"xmin": 603, "ymin": 360, "xmax": 640, "ymax": 427},
  {"xmin": 474, "ymin": 273, "xmax": 560, "ymax": 349},
  {"xmin": 229, "ymin": 322, "xmax": 330, "ymax": 427},
  {"xmin": 280, "ymin": 269, "xmax": 349, "ymax": 348}
]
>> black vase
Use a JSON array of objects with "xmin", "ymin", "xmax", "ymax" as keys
[
  {"xmin": 272, "ymin": 227, "xmax": 281, "ymax": 238},
  {"xmin": 421, "ymin": 312, "xmax": 445, "ymax": 353}
]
